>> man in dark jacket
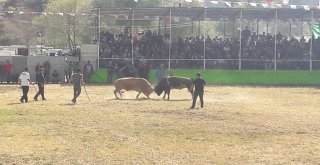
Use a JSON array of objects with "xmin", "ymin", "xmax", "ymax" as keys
[
  {"xmin": 34, "ymin": 67, "xmax": 46, "ymax": 101},
  {"xmin": 69, "ymin": 68, "xmax": 84, "ymax": 103},
  {"xmin": 190, "ymin": 73, "xmax": 206, "ymax": 109}
]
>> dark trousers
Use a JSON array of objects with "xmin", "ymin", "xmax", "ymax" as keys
[
  {"xmin": 191, "ymin": 91, "xmax": 204, "ymax": 108},
  {"xmin": 20, "ymin": 86, "xmax": 29, "ymax": 102},
  {"xmin": 6, "ymin": 72, "xmax": 10, "ymax": 83},
  {"xmin": 107, "ymin": 72, "xmax": 113, "ymax": 84},
  {"xmin": 73, "ymin": 86, "xmax": 81, "ymax": 101},
  {"xmin": 34, "ymin": 83, "xmax": 45, "ymax": 100},
  {"xmin": 45, "ymin": 71, "xmax": 49, "ymax": 83},
  {"xmin": 84, "ymin": 73, "xmax": 91, "ymax": 83},
  {"xmin": 0, "ymin": 72, "xmax": 4, "ymax": 83}
]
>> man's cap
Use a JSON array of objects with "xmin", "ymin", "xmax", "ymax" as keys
[
  {"xmin": 24, "ymin": 67, "xmax": 29, "ymax": 71},
  {"xmin": 196, "ymin": 73, "xmax": 201, "ymax": 77}
]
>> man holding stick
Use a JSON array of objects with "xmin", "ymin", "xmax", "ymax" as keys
[{"xmin": 69, "ymin": 68, "xmax": 84, "ymax": 103}]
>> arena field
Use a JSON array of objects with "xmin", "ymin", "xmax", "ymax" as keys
[{"xmin": 0, "ymin": 84, "xmax": 320, "ymax": 164}]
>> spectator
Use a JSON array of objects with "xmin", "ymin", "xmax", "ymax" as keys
[
  {"xmin": 43, "ymin": 60, "xmax": 51, "ymax": 83},
  {"xmin": 156, "ymin": 63, "xmax": 167, "ymax": 82},
  {"xmin": 35, "ymin": 62, "xmax": 43, "ymax": 73},
  {"xmin": 5, "ymin": 60, "xmax": 11, "ymax": 83},
  {"xmin": 97, "ymin": 30, "xmax": 317, "ymax": 70},
  {"xmin": 106, "ymin": 60, "xmax": 114, "ymax": 84},
  {"xmin": 52, "ymin": 70, "xmax": 60, "ymax": 83},
  {"xmin": 65, "ymin": 61, "xmax": 75, "ymax": 82},
  {"xmin": 0, "ymin": 61, "xmax": 4, "ymax": 83},
  {"xmin": 83, "ymin": 60, "xmax": 94, "ymax": 83},
  {"xmin": 242, "ymin": 26, "xmax": 251, "ymax": 45},
  {"xmin": 276, "ymin": 32, "xmax": 283, "ymax": 41}
]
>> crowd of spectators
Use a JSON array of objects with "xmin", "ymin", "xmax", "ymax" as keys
[
  {"xmin": 0, "ymin": 60, "xmax": 15, "ymax": 83},
  {"xmin": 0, "ymin": 59, "xmax": 62, "ymax": 84},
  {"xmin": 98, "ymin": 28, "xmax": 320, "ymax": 70}
]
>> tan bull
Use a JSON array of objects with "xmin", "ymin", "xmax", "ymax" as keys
[{"xmin": 113, "ymin": 77, "xmax": 153, "ymax": 99}]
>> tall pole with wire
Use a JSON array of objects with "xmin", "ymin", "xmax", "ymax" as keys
[
  {"xmin": 203, "ymin": 9, "xmax": 207, "ymax": 70},
  {"xmin": 169, "ymin": 8, "xmax": 172, "ymax": 70},
  {"xmin": 131, "ymin": 8, "xmax": 135, "ymax": 65},
  {"xmin": 97, "ymin": 8, "xmax": 101, "ymax": 70},
  {"xmin": 274, "ymin": 10, "xmax": 278, "ymax": 71},
  {"xmin": 310, "ymin": 9, "xmax": 314, "ymax": 71},
  {"xmin": 239, "ymin": 9, "xmax": 243, "ymax": 71}
]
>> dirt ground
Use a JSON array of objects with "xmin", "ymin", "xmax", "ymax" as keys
[{"xmin": 0, "ymin": 84, "xmax": 320, "ymax": 164}]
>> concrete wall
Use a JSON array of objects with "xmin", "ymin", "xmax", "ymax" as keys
[
  {"xmin": 80, "ymin": 44, "xmax": 98, "ymax": 72},
  {"xmin": 27, "ymin": 56, "xmax": 66, "ymax": 82},
  {"xmin": 0, "ymin": 56, "xmax": 79, "ymax": 82},
  {"xmin": 0, "ymin": 44, "xmax": 98, "ymax": 83}
]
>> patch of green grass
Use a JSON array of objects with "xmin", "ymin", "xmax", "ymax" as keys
[
  {"xmin": 0, "ymin": 109, "xmax": 15, "ymax": 117},
  {"xmin": 90, "ymin": 69, "xmax": 320, "ymax": 85},
  {"xmin": 0, "ymin": 109, "xmax": 15, "ymax": 125}
]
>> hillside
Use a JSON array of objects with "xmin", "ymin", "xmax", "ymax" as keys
[{"xmin": 0, "ymin": 0, "xmax": 47, "ymax": 46}]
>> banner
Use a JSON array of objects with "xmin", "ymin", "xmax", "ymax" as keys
[{"xmin": 309, "ymin": 23, "xmax": 320, "ymax": 39}]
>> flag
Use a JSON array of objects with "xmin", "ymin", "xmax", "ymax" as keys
[
  {"xmin": 290, "ymin": 5, "xmax": 297, "ymax": 9},
  {"xmin": 225, "ymin": 2, "xmax": 232, "ymax": 7},
  {"xmin": 303, "ymin": 5, "xmax": 310, "ymax": 11},
  {"xmin": 276, "ymin": 4, "xmax": 283, "ymax": 8},
  {"xmin": 261, "ymin": 3, "xmax": 268, "ymax": 8},
  {"xmin": 237, "ymin": 2, "xmax": 244, "ymax": 7},
  {"xmin": 309, "ymin": 23, "xmax": 320, "ymax": 39},
  {"xmin": 249, "ymin": 3, "xmax": 257, "ymax": 7},
  {"xmin": 210, "ymin": 1, "xmax": 218, "ymax": 5}
]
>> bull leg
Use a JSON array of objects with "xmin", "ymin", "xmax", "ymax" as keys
[
  {"xmin": 136, "ymin": 92, "xmax": 141, "ymax": 99},
  {"xmin": 162, "ymin": 92, "xmax": 166, "ymax": 100},
  {"xmin": 190, "ymin": 90, "xmax": 194, "ymax": 100},
  {"xmin": 167, "ymin": 89, "xmax": 170, "ymax": 100},
  {"xmin": 144, "ymin": 93, "xmax": 150, "ymax": 99},
  {"xmin": 114, "ymin": 89, "xmax": 119, "ymax": 99}
]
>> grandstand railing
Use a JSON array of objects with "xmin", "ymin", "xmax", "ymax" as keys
[{"xmin": 99, "ymin": 58, "xmax": 320, "ymax": 70}]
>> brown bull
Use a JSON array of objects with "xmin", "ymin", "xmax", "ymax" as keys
[{"xmin": 113, "ymin": 77, "xmax": 153, "ymax": 99}]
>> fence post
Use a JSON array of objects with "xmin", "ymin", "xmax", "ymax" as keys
[
  {"xmin": 239, "ymin": 9, "xmax": 243, "ymax": 71},
  {"xmin": 310, "ymin": 9, "xmax": 314, "ymax": 71},
  {"xmin": 203, "ymin": 8, "xmax": 207, "ymax": 70},
  {"xmin": 169, "ymin": 8, "xmax": 172, "ymax": 70},
  {"xmin": 97, "ymin": 8, "xmax": 101, "ymax": 70},
  {"xmin": 131, "ymin": 8, "xmax": 135, "ymax": 65},
  {"xmin": 274, "ymin": 10, "xmax": 278, "ymax": 71}
]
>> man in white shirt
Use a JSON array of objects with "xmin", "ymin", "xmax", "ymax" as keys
[{"xmin": 19, "ymin": 68, "xmax": 32, "ymax": 103}]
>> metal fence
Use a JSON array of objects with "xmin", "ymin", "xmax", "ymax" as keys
[{"xmin": 96, "ymin": 8, "xmax": 319, "ymax": 70}]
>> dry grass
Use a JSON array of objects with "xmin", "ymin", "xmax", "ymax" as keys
[{"xmin": 0, "ymin": 84, "xmax": 320, "ymax": 164}]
